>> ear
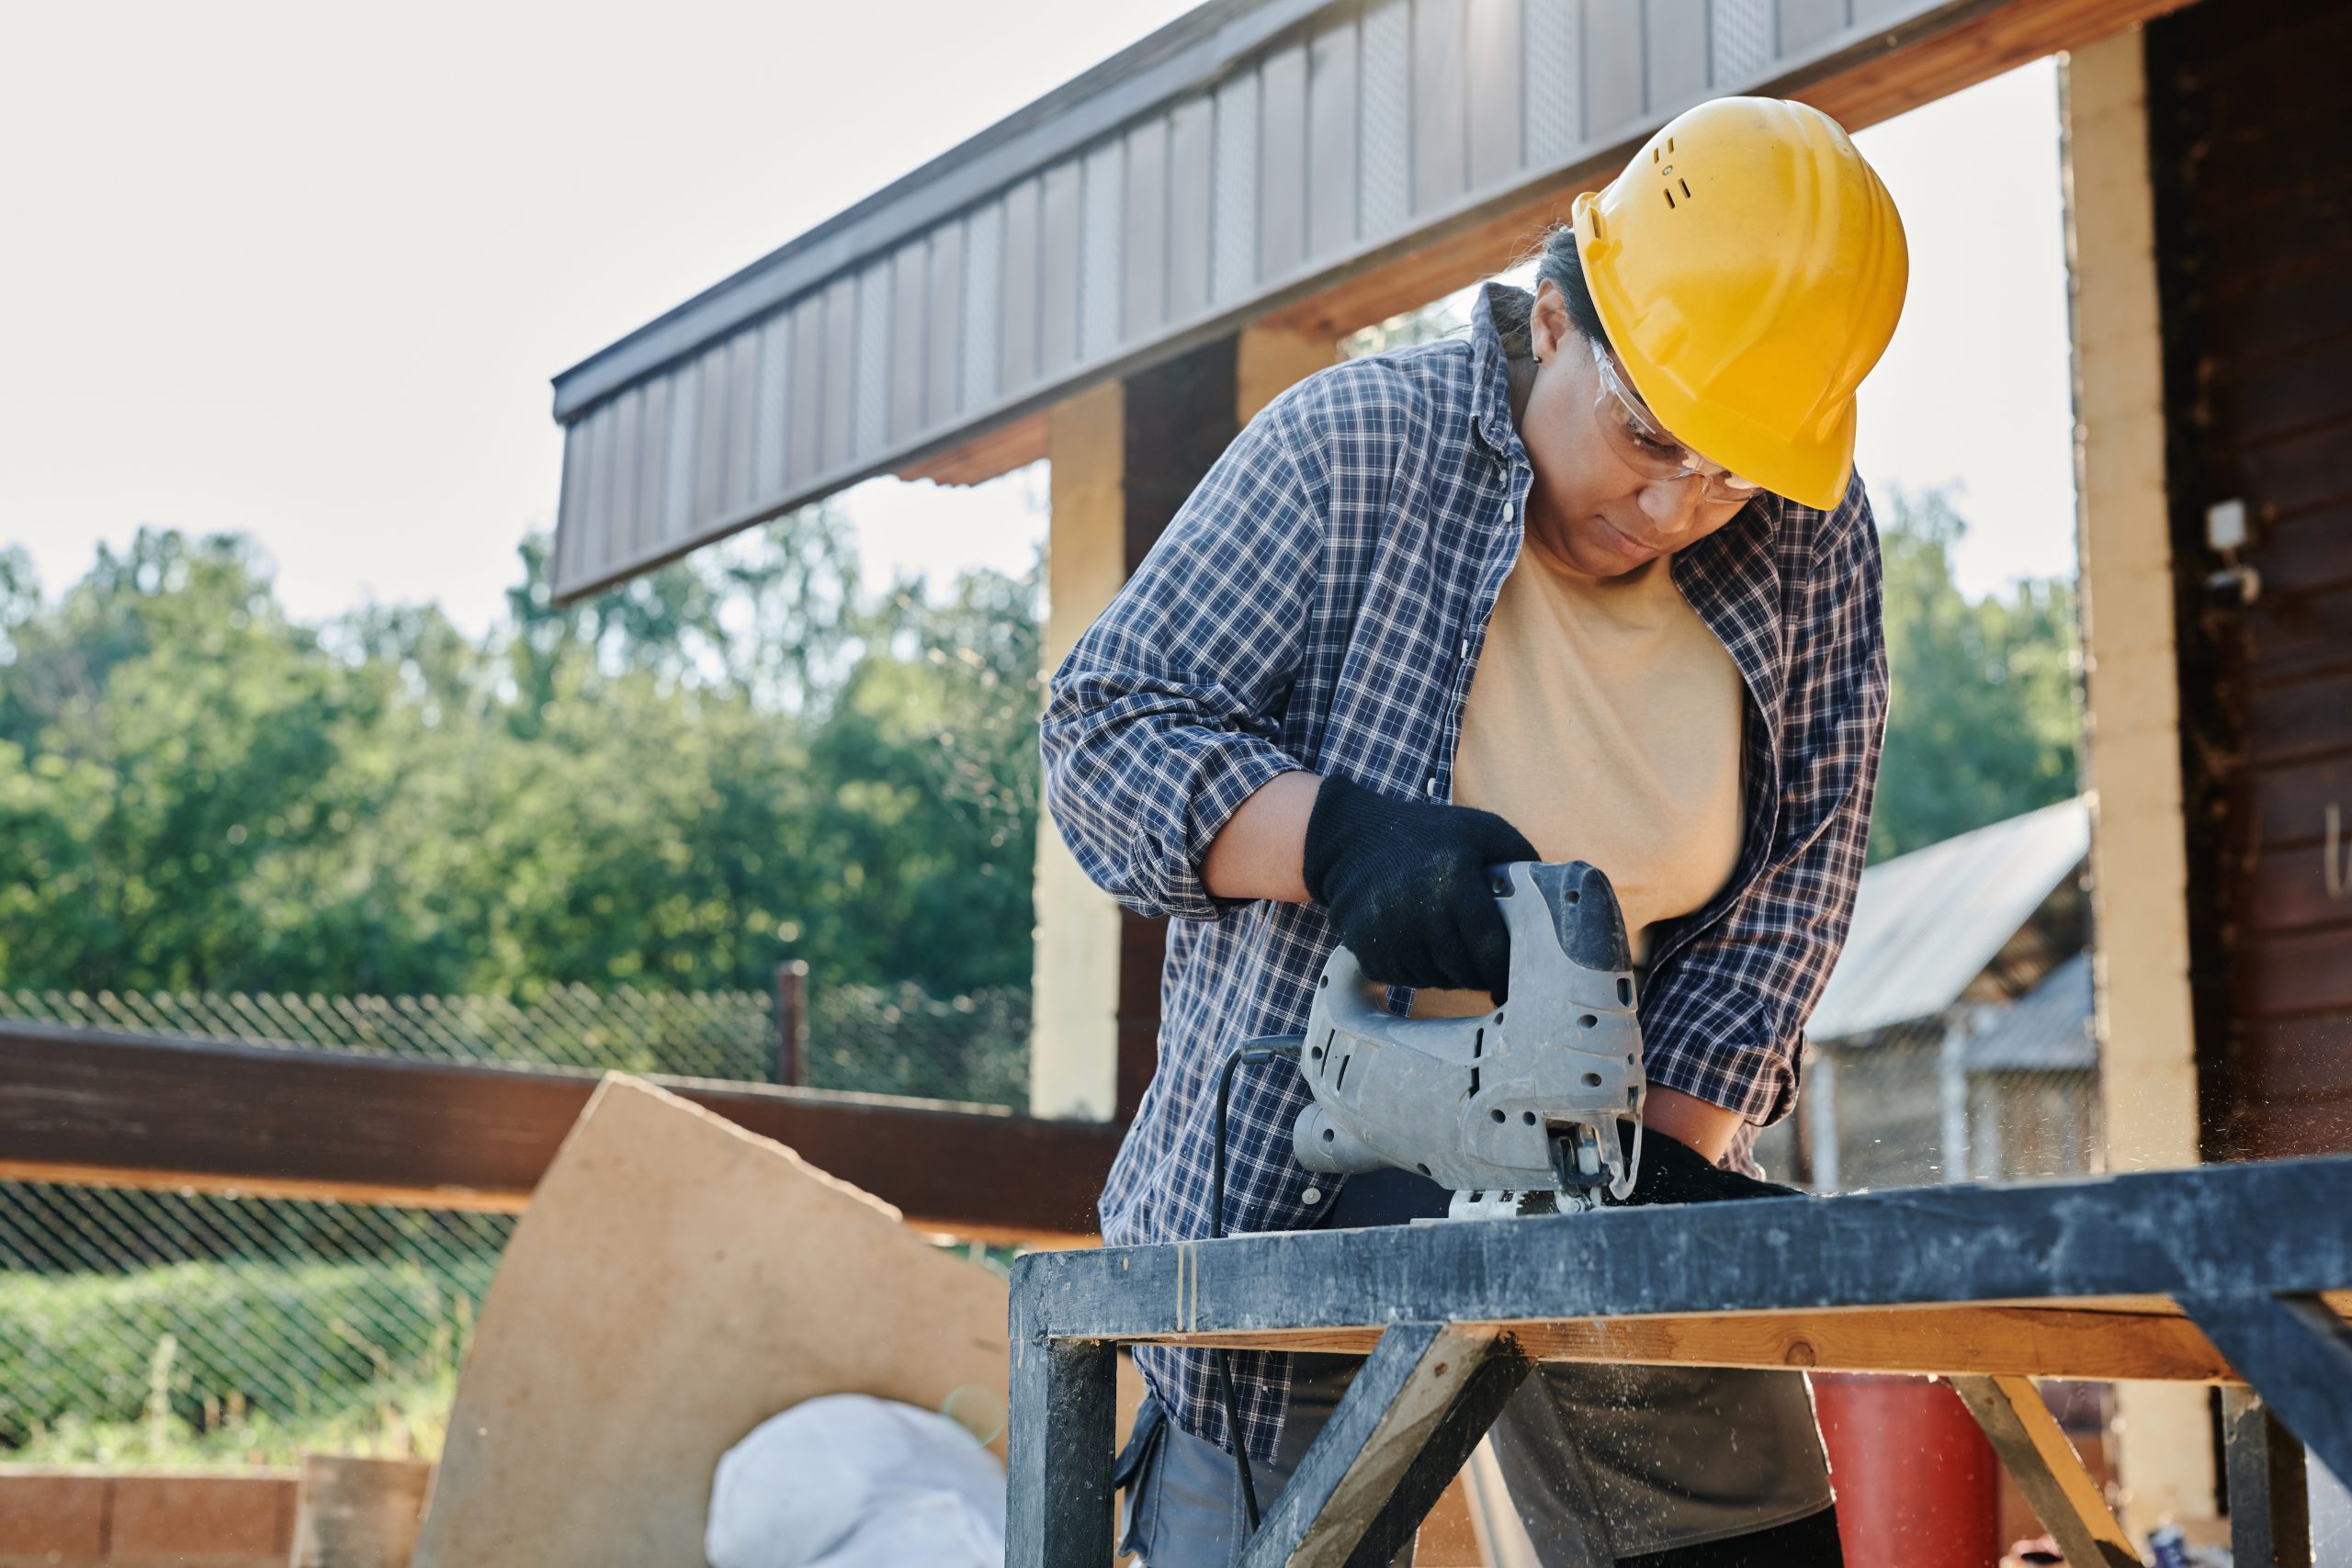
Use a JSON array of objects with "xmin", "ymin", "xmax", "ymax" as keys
[{"xmin": 1528, "ymin": 279, "xmax": 1573, "ymax": 363}]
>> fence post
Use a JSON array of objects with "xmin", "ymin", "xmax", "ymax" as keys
[{"xmin": 775, "ymin": 960, "xmax": 809, "ymax": 1087}]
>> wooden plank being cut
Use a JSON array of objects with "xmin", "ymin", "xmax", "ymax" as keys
[{"xmin": 1136, "ymin": 1302, "xmax": 2236, "ymax": 1382}]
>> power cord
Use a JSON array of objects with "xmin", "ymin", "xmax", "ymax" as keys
[{"xmin": 1207, "ymin": 1033, "xmax": 1302, "ymax": 1534}]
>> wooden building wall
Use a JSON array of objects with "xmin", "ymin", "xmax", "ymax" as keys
[{"xmin": 2144, "ymin": 0, "xmax": 2352, "ymax": 1160}]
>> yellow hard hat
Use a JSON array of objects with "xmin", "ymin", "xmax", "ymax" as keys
[{"xmin": 1571, "ymin": 97, "xmax": 1907, "ymax": 510}]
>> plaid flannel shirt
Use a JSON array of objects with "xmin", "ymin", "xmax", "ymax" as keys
[{"xmin": 1040, "ymin": 283, "xmax": 1889, "ymax": 1461}]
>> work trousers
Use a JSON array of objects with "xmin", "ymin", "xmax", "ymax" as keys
[
  {"xmin": 1114, "ymin": 1363, "xmax": 1844, "ymax": 1568},
  {"xmin": 1119, "ymin": 1168, "xmax": 1839, "ymax": 1566}
]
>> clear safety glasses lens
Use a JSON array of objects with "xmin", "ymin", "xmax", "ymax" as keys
[{"xmin": 1588, "ymin": 342, "xmax": 1761, "ymax": 503}]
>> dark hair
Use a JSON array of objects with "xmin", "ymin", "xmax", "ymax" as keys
[{"xmin": 1489, "ymin": 223, "xmax": 1610, "ymax": 358}]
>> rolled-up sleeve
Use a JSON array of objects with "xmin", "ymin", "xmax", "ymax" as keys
[
  {"xmin": 1639, "ymin": 487, "xmax": 1889, "ymax": 1124},
  {"xmin": 1040, "ymin": 394, "xmax": 1325, "ymax": 922}
]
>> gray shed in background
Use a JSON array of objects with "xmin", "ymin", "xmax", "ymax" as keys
[{"xmin": 1755, "ymin": 799, "xmax": 2099, "ymax": 1190}]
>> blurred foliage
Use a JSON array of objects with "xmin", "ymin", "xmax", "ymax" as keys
[
  {"xmin": 0, "ymin": 510, "xmax": 1039, "ymax": 999},
  {"xmin": 1869, "ymin": 486, "xmax": 2083, "ymax": 862}
]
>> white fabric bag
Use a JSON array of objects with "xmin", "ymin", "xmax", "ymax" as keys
[{"xmin": 705, "ymin": 1393, "xmax": 1005, "ymax": 1568}]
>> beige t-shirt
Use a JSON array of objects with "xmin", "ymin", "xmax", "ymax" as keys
[{"xmin": 1414, "ymin": 534, "xmax": 1747, "ymax": 1019}]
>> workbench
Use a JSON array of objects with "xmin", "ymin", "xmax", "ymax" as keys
[{"xmin": 1007, "ymin": 1156, "xmax": 2352, "ymax": 1568}]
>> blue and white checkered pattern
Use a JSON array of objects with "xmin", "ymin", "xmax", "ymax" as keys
[{"xmin": 1040, "ymin": 284, "xmax": 1889, "ymax": 1461}]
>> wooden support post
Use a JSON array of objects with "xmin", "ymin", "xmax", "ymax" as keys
[
  {"xmin": 2221, "ymin": 1386, "xmax": 2312, "ymax": 1568},
  {"xmin": 1032, "ymin": 381, "xmax": 1128, "ymax": 1122},
  {"xmin": 2181, "ymin": 1294, "xmax": 2352, "ymax": 1495},
  {"xmin": 773, "ymin": 958, "xmax": 808, "ymax": 1087},
  {"xmin": 1004, "ymin": 1332, "xmax": 1118, "ymax": 1568},
  {"xmin": 2062, "ymin": 23, "xmax": 2215, "ymax": 1537},
  {"xmin": 1949, "ymin": 1374, "xmax": 2140, "ymax": 1568},
  {"xmin": 1238, "ymin": 1324, "xmax": 1523, "ymax": 1568}
]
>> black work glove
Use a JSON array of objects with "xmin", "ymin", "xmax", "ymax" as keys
[
  {"xmin": 1613, "ymin": 1129, "xmax": 1804, "ymax": 1206},
  {"xmin": 1301, "ymin": 773, "xmax": 1540, "ymax": 1000}
]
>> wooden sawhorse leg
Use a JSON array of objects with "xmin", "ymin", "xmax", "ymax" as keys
[
  {"xmin": 1006, "ymin": 1333, "xmax": 1117, "ymax": 1567},
  {"xmin": 1239, "ymin": 1323, "xmax": 1532, "ymax": 1568},
  {"xmin": 1950, "ymin": 1374, "xmax": 2140, "ymax": 1568},
  {"xmin": 2222, "ymin": 1385, "xmax": 2312, "ymax": 1568}
]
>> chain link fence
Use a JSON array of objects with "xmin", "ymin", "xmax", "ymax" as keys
[
  {"xmin": 1, "ymin": 978, "xmax": 1027, "ymax": 1468},
  {"xmin": 1750, "ymin": 958, "xmax": 2102, "ymax": 1191}
]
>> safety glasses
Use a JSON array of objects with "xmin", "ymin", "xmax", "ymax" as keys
[{"xmin": 1588, "ymin": 339, "xmax": 1762, "ymax": 503}]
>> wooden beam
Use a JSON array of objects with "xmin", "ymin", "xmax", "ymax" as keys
[
  {"xmin": 893, "ymin": 409, "xmax": 1047, "ymax": 489},
  {"xmin": 1261, "ymin": 0, "xmax": 2195, "ymax": 344},
  {"xmin": 0, "ymin": 1019, "xmax": 1119, "ymax": 1243},
  {"xmin": 1950, "ymin": 1373, "xmax": 2143, "ymax": 1568},
  {"xmin": 1133, "ymin": 1302, "xmax": 2235, "ymax": 1383}
]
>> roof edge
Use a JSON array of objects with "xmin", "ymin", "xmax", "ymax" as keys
[{"xmin": 549, "ymin": 0, "xmax": 1328, "ymax": 418}]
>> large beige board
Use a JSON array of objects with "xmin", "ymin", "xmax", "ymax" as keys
[{"xmin": 411, "ymin": 1075, "xmax": 1013, "ymax": 1567}]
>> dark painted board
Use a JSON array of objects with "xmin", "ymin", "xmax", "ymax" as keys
[
  {"xmin": 2236, "ymin": 926, "xmax": 2352, "ymax": 1019},
  {"xmin": 1125, "ymin": 116, "xmax": 1170, "ymax": 341},
  {"xmin": 2247, "ymin": 671, "xmax": 2352, "ymax": 770},
  {"xmin": 1040, "ymin": 160, "xmax": 1085, "ymax": 378},
  {"xmin": 1466, "ymin": 0, "xmax": 1524, "ymax": 191},
  {"xmin": 2245, "ymin": 584, "xmax": 2352, "ymax": 691},
  {"xmin": 2247, "ymin": 752, "xmax": 2350, "ymax": 851},
  {"xmin": 2239, "ymin": 835, "xmax": 2352, "ymax": 938},
  {"xmin": 1003, "ymin": 1336, "xmax": 1117, "ymax": 1568},
  {"xmin": 2182, "ymin": 1293, "xmax": 2352, "ymax": 1492},
  {"xmin": 2222, "ymin": 1386, "xmax": 2313, "ymax": 1568},
  {"xmin": 0, "ymin": 1021, "xmax": 1124, "ymax": 1237},
  {"xmin": 1413, "ymin": 0, "xmax": 1469, "ymax": 215},
  {"xmin": 1307, "ymin": 18, "xmax": 1360, "ymax": 260},
  {"xmin": 2245, "ymin": 504, "xmax": 2352, "ymax": 598},
  {"xmin": 2245, "ymin": 1090, "xmax": 2352, "ymax": 1161},
  {"xmin": 2239, "ymin": 1017, "xmax": 2352, "ymax": 1102},
  {"xmin": 1010, "ymin": 1156, "xmax": 2352, "ymax": 1338},
  {"xmin": 1168, "ymin": 96, "xmax": 1216, "ymax": 322},
  {"xmin": 1261, "ymin": 41, "xmax": 1309, "ymax": 280},
  {"xmin": 1001, "ymin": 177, "xmax": 1044, "ymax": 392},
  {"xmin": 1584, "ymin": 0, "xmax": 1646, "ymax": 139},
  {"xmin": 2207, "ymin": 258, "xmax": 2352, "ymax": 369},
  {"xmin": 2228, "ymin": 352, "xmax": 2352, "ymax": 454},
  {"xmin": 1237, "ymin": 1324, "xmax": 1518, "ymax": 1567}
]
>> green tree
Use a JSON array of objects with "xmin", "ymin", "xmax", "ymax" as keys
[
  {"xmin": 1868, "ymin": 487, "xmax": 2083, "ymax": 862},
  {"xmin": 0, "ymin": 513, "xmax": 1037, "ymax": 1003}
]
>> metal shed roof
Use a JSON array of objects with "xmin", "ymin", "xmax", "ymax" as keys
[
  {"xmin": 1811, "ymin": 797, "xmax": 2091, "ymax": 1042},
  {"xmin": 545, "ymin": 0, "xmax": 2029, "ymax": 602},
  {"xmin": 1962, "ymin": 950, "xmax": 2095, "ymax": 1072}
]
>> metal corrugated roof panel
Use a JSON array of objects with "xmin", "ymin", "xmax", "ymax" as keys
[
  {"xmin": 1811, "ymin": 797, "xmax": 2091, "ymax": 1042},
  {"xmin": 1962, "ymin": 951, "xmax": 2095, "ymax": 1072},
  {"xmin": 545, "ymin": 0, "xmax": 2009, "ymax": 602}
]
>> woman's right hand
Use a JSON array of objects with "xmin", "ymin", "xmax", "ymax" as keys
[{"xmin": 1301, "ymin": 774, "xmax": 1539, "ymax": 1000}]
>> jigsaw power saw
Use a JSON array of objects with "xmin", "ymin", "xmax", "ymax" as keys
[{"xmin": 1289, "ymin": 860, "xmax": 1646, "ymax": 1220}]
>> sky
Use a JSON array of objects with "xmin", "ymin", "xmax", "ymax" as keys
[{"xmin": 2, "ymin": 3, "xmax": 2073, "ymax": 637}]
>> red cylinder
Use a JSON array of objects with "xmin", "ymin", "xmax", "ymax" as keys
[{"xmin": 1813, "ymin": 1372, "xmax": 2003, "ymax": 1568}]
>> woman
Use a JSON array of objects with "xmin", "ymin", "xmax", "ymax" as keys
[{"xmin": 1042, "ymin": 96, "xmax": 1907, "ymax": 1566}]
